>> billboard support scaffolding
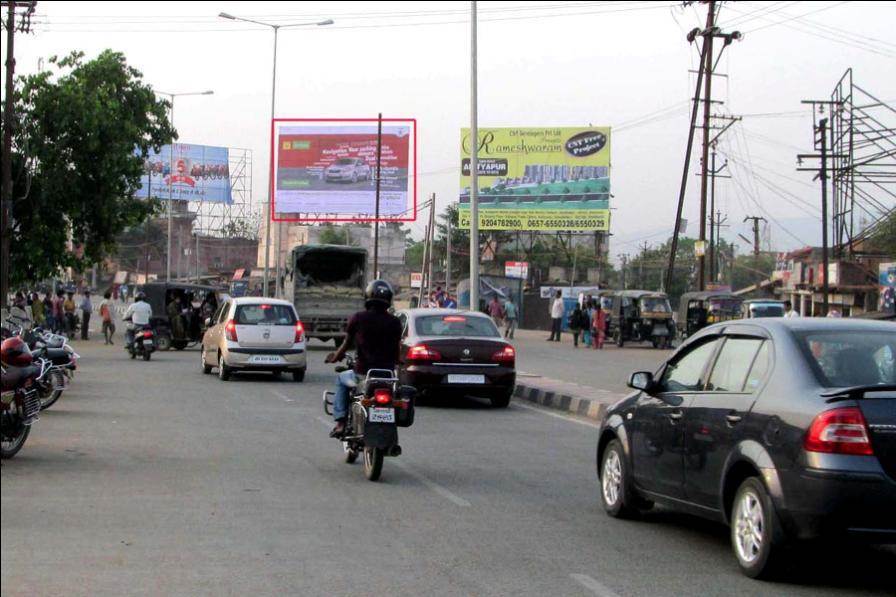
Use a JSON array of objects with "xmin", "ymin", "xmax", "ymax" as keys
[{"xmin": 374, "ymin": 112, "xmax": 383, "ymax": 276}]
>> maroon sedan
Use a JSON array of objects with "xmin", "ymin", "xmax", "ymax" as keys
[{"xmin": 395, "ymin": 309, "xmax": 516, "ymax": 407}]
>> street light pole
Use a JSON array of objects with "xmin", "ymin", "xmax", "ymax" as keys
[
  {"xmin": 156, "ymin": 90, "xmax": 213, "ymax": 282},
  {"xmin": 218, "ymin": 13, "xmax": 333, "ymax": 298},
  {"xmin": 469, "ymin": 1, "xmax": 480, "ymax": 312}
]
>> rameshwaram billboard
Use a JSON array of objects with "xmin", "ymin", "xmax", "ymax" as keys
[
  {"xmin": 136, "ymin": 143, "xmax": 232, "ymax": 203},
  {"xmin": 458, "ymin": 127, "xmax": 610, "ymax": 231},
  {"xmin": 271, "ymin": 118, "xmax": 416, "ymax": 222}
]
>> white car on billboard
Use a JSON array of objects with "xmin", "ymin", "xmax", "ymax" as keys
[{"xmin": 324, "ymin": 158, "xmax": 371, "ymax": 183}]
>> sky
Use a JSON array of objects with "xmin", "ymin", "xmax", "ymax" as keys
[{"xmin": 10, "ymin": 1, "xmax": 896, "ymax": 262}]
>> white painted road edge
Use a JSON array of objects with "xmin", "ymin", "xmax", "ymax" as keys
[
  {"xmin": 570, "ymin": 573, "xmax": 622, "ymax": 597},
  {"xmin": 513, "ymin": 401, "xmax": 601, "ymax": 429}
]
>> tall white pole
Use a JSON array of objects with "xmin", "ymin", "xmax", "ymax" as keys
[
  {"xmin": 446, "ymin": 206, "xmax": 452, "ymax": 295},
  {"xmin": 166, "ymin": 98, "xmax": 175, "ymax": 281},
  {"xmin": 469, "ymin": 1, "xmax": 480, "ymax": 312},
  {"xmin": 264, "ymin": 26, "xmax": 279, "ymax": 298}
]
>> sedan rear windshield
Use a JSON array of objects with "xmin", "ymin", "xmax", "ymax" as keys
[
  {"xmin": 750, "ymin": 304, "xmax": 784, "ymax": 317},
  {"xmin": 795, "ymin": 330, "xmax": 895, "ymax": 387},
  {"xmin": 235, "ymin": 304, "xmax": 296, "ymax": 325},
  {"xmin": 415, "ymin": 315, "xmax": 500, "ymax": 338}
]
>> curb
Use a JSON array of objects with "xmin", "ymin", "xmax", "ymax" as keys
[{"xmin": 513, "ymin": 381, "xmax": 619, "ymax": 423}]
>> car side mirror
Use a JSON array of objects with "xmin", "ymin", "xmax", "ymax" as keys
[
  {"xmin": 204, "ymin": 317, "xmax": 212, "ymax": 327},
  {"xmin": 628, "ymin": 371, "xmax": 655, "ymax": 393}
]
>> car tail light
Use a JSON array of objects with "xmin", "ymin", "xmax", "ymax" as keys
[
  {"xmin": 804, "ymin": 407, "xmax": 873, "ymax": 456},
  {"xmin": 374, "ymin": 389, "xmax": 392, "ymax": 405},
  {"xmin": 225, "ymin": 319, "xmax": 238, "ymax": 342},
  {"xmin": 491, "ymin": 345, "xmax": 515, "ymax": 367},
  {"xmin": 294, "ymin": 321, "xmax": 304, "ymax": 343},
  {"xmin": 406, "ymin": 343, "xmax": 441, "ymax": 363}
]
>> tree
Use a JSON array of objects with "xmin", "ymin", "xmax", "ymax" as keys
[
  {"xmin": 867, "ymin": 211, "xmax": 896, "ymax": 256},
  {"xmin": 318, "ymin": 224, "xmax": 351, "ymax": 246},
  {"xmin": 6, "ymin": 50, "xmax": 174, "ymax": 288}
]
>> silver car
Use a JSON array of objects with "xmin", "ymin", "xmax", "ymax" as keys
[
  {"xmin": 324, "ymin": 158, "xmax": 371, "ymax": 183},
  {"xmin": 201, "ymin": 297, "xmax": 307, "ymax": 382}
]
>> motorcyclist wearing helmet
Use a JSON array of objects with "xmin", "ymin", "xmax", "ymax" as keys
[
  {"xmin": 325, "ymin": 280, "xmax": 402, "ymax": 437},
  {"xmin": 123, "ymin": 291, "xmax": 153, "ymax": 348}
]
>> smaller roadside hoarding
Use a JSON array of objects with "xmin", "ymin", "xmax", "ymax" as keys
[
  {"xmin": 459, "ymin": 127, "xmax": 610, "ymax": 232},
  {"xmin": 880, "ymin": 262, "xmax": 895, "ymax": 312},
  {"xmin": 505, "ymin": 261, "xmax": 529, "ymax": 279},
  {"xmin": 271, "ymin": 118, "xmax": 417, "ymax": 222},
  {"xmin": 410, "ymin": 272, "xmax": 423, "ymax": 289},
  {"xmin": 136, "ymin": 143, "xmax": 232, "ymax": 203}
]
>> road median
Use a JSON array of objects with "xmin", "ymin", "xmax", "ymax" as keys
[{"xmin": 512, "ymin": 373, "xmax": 628, "ymax": 422}]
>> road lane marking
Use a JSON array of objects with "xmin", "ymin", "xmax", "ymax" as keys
[
  {"xmin": 570, "ymin": 574, "xmax": 621, "ymax": 597},
  {"xmin": 270, "ymin": 389, "xmax": 295, "ymax": 403},
  {"xmin": 393, "ymin": 461, "xmax": 471, "ymax": 508},
  {"xmin": 313, "ymin": 417, "xmax": 470, "ymax": 507},
  {"xmin": 513, "ymin": 401, "xmax": 600, "ymax": 429}
]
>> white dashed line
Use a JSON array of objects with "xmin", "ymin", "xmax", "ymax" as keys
[
  {"xmin": 269, "ymin": 389, "xmax": 295, "ymax": 403},
  {"xmin": 392, "ymin": 461, "xmax": 471, "ymax": 508},
  {"xmin": 570, "ymin": 574, "xmax": 621, "ymax": 597}
]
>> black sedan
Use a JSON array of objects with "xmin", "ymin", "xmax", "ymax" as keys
[
  {"xmin": 395, "ymin": 309, "xmax": 516, "ymax": 407},
  {"xmin": 596, "ymin": 318, "xmax": 895, "ymax": 578}
]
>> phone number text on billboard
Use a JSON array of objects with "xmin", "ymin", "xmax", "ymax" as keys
[{"xmin": 458, "ymin": 208, "xmax": 610, "ymax": 231}]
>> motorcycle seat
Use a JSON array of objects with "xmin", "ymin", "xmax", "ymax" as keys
[{"xmin": 1, "ymin": 365, "xmax": 40, "ymax": 392}]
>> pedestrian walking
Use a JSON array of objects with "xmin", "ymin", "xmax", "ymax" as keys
[
  {"xmin": 570, "ymin": 303, "xmax": 586, "ymax": 347},
  {"xmin": 443, "ymin": 294, "xmax": 457, "ymax": 309},
  {"xmin": 79, "ymin": 290, "xmax": 93, "ymax": 340},
  {"xmin": 547, "ymin": 290, "xmax": 564, "ymax": 342},
  {"xmin": 488, "ymin": 295, "xmax": 505, "ymax": 328},
  {"xmin": 100, "ymin": 291, "xmax": 116, "ymax": 345},
  {"xmin": 592, "ymin": 303, "xmax": 607, "ymax": 349},
  {"xmin": 9, "ymin": 292, "xmax": 32, "ymax": 330},
  {"xmin": 44, "ymin": 294, "xmax": 56, "ymax": 332},
  {"xmin": 503, "ymin": 297, "xmax": 518, "ymax": 339}
]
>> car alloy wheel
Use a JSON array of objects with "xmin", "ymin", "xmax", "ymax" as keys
[
  {"xmin": 602, "ymin": 449, "xmax": 622, "ymax": 507},
  {"xmin": 734, "ymin": 488, "xmax": 764, "ymax": 565}
]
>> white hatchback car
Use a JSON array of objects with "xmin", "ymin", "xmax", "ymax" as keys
[{"xmin": 201, "ymin": 297, "xmax": 307, "ymax": 382}]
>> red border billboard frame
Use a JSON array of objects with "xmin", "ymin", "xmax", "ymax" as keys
[{"xmin": 269, "ymin": 117, "xmax": 417, "ymax": 223}]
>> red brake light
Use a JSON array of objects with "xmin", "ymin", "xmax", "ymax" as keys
[
  {"xmin": 225, "ymin": 319, "xmax": 238, "ymax": 342},
  {"xmin": 294, "ymin": 321, "xmax": 304, "ymax": 343},
  {"xmin": 374, "ymin": 388, "xmax": 392, "ymax": 405},
  {"xmin": 491, "ymin": 345, "xmax": 515, "ymax": 366},
  {"xmin": 406, "ymin": 343, "xmax": 442, "ymax": 362},
  {"xmin": 804, "ymin": 407, "xmax": 873, "ymax": 456},
  {"xmin": 143, "ymin": 330, "xmax": 154, "ymax": 338},
  {"xmin": 444, "ymin": 316, "xmax": 466, "ymax": 322}
]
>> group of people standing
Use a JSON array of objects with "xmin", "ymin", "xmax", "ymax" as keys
[
  {"xmin": 7, "ymin": 289, "xmax": 118, "ymax": 344},
  {"xmin": 487, "ymin": 295, "xmax": 518, "ymax": 340},
  {"xmin": 546, "ymin": 291, "xmax": 608, "ymax": 349}
]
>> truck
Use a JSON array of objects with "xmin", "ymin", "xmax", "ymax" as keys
[{"xmin": 286, "ymin": 245, "xmax": 367, "ymax": 344}]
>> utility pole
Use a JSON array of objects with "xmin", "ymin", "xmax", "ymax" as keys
[
  {"xmin": 468, "ymin": 0, "xmax": 480, "ymax": 312},
  {"xmin": 373, "ymin": 112, "xmax": 383, "ymax": 278},
  {"xmin": 696, "ymin": 0, "xmax": 717, "ymax": 292},
  {"xmin": 639, "ymin": 241, "xmax": 649, "ymax": 288},
  {"xmin": 426, "ymin": 193, "xmax": 436, "ymax": 302},
  {"xmin": 744, "ymin": 216, "xmax": 766, "ymax": 288},
  {"xmin": 446, "ymin": 208, "xmax": 452, "ymax": 296},
  {"xmin": 707, "ymin": 145, "xmax": 729, "ymax": 282},
  {"xmin": 1, "ymin": 1, "xmax": 35, "ymax": 304},
  {"xmin": 619, "ymin": 254, "xmax": 628, "ymax": 290},
  {"xmin": 799, "ymin": 100, "xmax": 844, "ymax": 317},
  {"xmin": 417, "ymin": 195, "xmax": 436, "ymax": 307},
  {"xmin": 667, "ymin": 3, "xmax": 741, "ymax": 292},
  {"xmin": 713, "ymin": 210, "xmax": 728, "ymax": 283}
]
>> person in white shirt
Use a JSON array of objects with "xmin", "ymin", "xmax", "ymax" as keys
[
  {"xmin": 123, "ymin": 291, "xmax": 153, "ymax": 347},
  {"xmin": 784, "ymin": 300, "xmax": 801, "ymax": 319},
  {"xmin": 547, "ymin": 290, "xmax": 565, "ymax": 342}
]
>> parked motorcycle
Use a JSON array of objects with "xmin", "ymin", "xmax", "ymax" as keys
[
  {"xmin": 1, "ymin": 343, "xmax": 47, "ymax": 459},
  {"xmin": 125, "ymin": 322, "xmax": 155, "ymax": 361},
  {"xmin": 2, "ymin": 324, "xmax": 79, "ymax": 410},
  {"xmin": 323, "ymin": 357, "xmax": 416, "ymax": 481}
]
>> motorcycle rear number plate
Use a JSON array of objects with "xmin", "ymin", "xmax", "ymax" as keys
[
  {"xmin": 248, "ymin": 355, "xmax": 284, "ymax": 364},
  {"xmin": 368, "ymin": 407, "xmax": 395, "ymax": 423},
  {"xmin": 447, "ymin": 374, "xmax": 486, "ymax": 384}
]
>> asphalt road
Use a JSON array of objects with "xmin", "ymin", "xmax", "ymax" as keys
[{"xmin": 2, "ymin": 339, "xmax": 893, "ymax": 597}]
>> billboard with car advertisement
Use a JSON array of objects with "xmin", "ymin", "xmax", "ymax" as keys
[
  {"xmin": 458, "ymin": 127, "xmax": 610, "ymax": 231},
  {"xmin": 136, "ymin": 143, "xmax": 232, "ymax": 203},
  {"xmin": 271, "ymin": 118, "xmax": 417, "ymax": 222}
]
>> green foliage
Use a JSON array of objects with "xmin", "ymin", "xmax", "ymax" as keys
[
  {"xmin": 222, "ymin": 219, "xmax": 259, "ymax": 240},
  {"xmin": 9, "ymin": 50, "xmax": 175, "ymax": 285},
  {"xmin": 867, "ymin": 212, "xmax": 896, "ymax": 256},
  {"xmin": 318, "ymin": 225, "xmax": 351, "ymax": 246},
  {"xmin": 405, "ymin": 240, "xmax": 425, "ymax": 270}
]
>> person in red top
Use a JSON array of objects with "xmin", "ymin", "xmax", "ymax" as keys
[{"xmin": 592, "ymin": 304, "xmax": 607, "ymax": 349}]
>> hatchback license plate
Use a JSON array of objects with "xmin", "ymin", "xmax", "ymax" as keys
[
  {"xmin": 447, "ymin": 374, "xmax": 486, "ymax": 384},
  {"xmin": 248, "ymin": 355, "xmax": 284, "ymax": 364},
  {"xmin": 368, "ymin": 407, "xmax": 395, "ymax": 423}
]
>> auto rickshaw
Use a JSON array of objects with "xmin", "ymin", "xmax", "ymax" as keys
[
  {"xmin": 740, "ymin": 298, "xmax": 785, "ymax": 319},
  {"xmin": 137, "ymin": 282, "xmax": 224, "ymax": 351},
  {"xmin": 607, "ymin": 290, "xmax": 675, "ymax": 349},
  {"xmin": 677, "ymin": 291, "xmax": 743, "ymax": 339}
]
